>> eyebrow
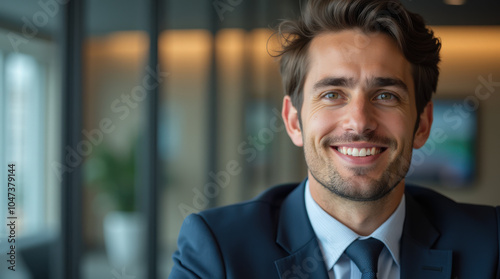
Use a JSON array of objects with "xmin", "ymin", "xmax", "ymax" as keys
[
  {"xmin": 312, "ymin": 76, "xmax": 409, "ymax": 93},
  {"xmin": 369, "ymin": 77, "xmax": 409, "ymax": 93},
  {"xmin": 313, "ymin": 77, "xmax": 355, "ymax": 91}
]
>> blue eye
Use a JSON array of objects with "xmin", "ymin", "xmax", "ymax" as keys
[
  {"xmin": 375, "ymin": 92, "xmax": 396, "ymax": 100},
  {"xmin": 378, "ymin": 93, "xmax": 392, "ymax": 99},
  {"xmin": 324, "ymin": 92, "xmax": 340, "ymax": 99}
]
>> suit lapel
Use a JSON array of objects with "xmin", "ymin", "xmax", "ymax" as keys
[
  {"xmin": 274, "ymin": 180, "xmax": 329, "ymax": 279},
  {"xmin": 273, "ymin": 182, "xmax": 455, "ymax": 279},
  {"xmin": 401, "ymin": 191, "xmax": 453, "ymax": 279}
]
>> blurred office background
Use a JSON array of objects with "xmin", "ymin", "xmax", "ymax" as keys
[{"xmin": 0, "ymin": 0, "xmax": 499, "ymax": 278}]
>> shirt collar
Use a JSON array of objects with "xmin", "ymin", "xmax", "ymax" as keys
[{"xmin": 304, "ymin": 179, "xmax": 406, "ymax": 271}]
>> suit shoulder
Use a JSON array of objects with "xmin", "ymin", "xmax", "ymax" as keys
[
  {"xmin": 199, "ymin": 182, "xmax": 299, "ymax": 223},
  {"xmin": 405, "ymin": 184, "xmax": 496, "ymax": 209},
  {"xmin": 405, "ymin": 185, "xmax": 498, "ymax": 229}
]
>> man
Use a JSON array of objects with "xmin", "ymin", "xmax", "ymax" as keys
[{"xmin": 170, "ymin": 0, "xmax": 500, "ymax": 278}]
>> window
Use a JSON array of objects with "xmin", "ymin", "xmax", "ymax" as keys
[{"xmin": 0, "ymin": 27, "xmax": 61, "ymax": 277}]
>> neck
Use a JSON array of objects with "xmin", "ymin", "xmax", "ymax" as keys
[{"xmin": 308, "ymin": 176, "xmax": 404, "ymax": 236}]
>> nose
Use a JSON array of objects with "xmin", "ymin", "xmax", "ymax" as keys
[{"xmin": 341, "ymin": 97, "xmax": 377, "ymax": 134}]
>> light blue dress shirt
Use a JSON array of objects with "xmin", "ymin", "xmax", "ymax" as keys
[{"xmin": 304, "ymin": 180, "xmax": 405, "ymax": 279}]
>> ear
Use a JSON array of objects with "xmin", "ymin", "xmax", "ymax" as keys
[
  {"xmin": 413, "ymin": 101, "xmax": 433, "ymax": 149},
  {"xmin": 282, "ymin": 96, "xmax": 304, "ymax": 147}
]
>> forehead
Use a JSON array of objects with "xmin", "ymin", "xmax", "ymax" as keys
[{"xmin": 305, "ymin": 29, "xmax": 413, "ymax": 91}]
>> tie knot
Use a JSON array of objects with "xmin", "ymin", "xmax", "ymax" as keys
[{"xmin": 344, "ymin": 238, "xmax": 384, "ymax": 278}]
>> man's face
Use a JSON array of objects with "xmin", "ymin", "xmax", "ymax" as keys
[{"xmin": 283, "ymin": 29, "xmax": 432, "ymax": 202}]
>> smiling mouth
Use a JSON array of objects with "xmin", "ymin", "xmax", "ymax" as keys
[{"xmin": 334, "ymin": 146, "xmax": 387, "ymax": 157}]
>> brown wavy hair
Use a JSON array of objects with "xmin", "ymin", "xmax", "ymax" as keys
[{"xmin": 273, "ymin": 0, "xmax": 441, "ymax": 122}]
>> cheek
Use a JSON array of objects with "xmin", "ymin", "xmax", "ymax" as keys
[
  {"xmin": 306, "ymin": 110, "xmax": 340, "ymax": 140},
  {"xmin": 377, "ymin": 111, "xmax": 413, "ymax": 141}
]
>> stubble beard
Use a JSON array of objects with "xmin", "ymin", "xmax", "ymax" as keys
[{"xmin": 305, "ymin": 132, "xmax": 413, "ymax": 202}]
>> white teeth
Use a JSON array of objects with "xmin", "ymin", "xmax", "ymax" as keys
[
  {"xmin": 352, "ymin": 148, "xmax": 359, "ymax": 156},
  {"xmin": 359, "ymin": 148, "xmax": 366, "ymax": 156},
  {"xmin": 336, "ymin": 146, "xmax": 381, "ymax": 157}
]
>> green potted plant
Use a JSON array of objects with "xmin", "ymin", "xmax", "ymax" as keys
[
  {"xmin": 87, "ymin": 144, "xmax": 136, "ymax": 212},
  {"xmin": 86, "ymin": 143, "xmax": 144, "ymax": 269}
]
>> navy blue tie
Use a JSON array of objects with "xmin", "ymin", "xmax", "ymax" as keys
[{"xmin": 344, "ymin": 238, "xmax": 384, "ymax": 279}]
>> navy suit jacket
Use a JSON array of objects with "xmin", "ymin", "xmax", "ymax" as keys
[{"xmin": 170, "ymin": 180, "xmax": 500, "ymax": 278}]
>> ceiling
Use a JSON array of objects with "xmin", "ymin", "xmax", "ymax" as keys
[{"xmin": 0, "ymin": 0, "xmax": 499, "ymax": 38}]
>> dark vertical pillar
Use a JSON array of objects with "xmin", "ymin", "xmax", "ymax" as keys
[
  {"xmin": 240, "ymin": 0, "xmax": 254, "ymax": 200},
  {"xmin": 207, "ymin": 2, "xmax": 220, "ymax": 208},
  {"xmin": 144, "ymin": 0, "xmax": 160, "ymax": 277},
  {"xmin": 60, "ymin": 0, "xmax": 84, "ymax": 278}
]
